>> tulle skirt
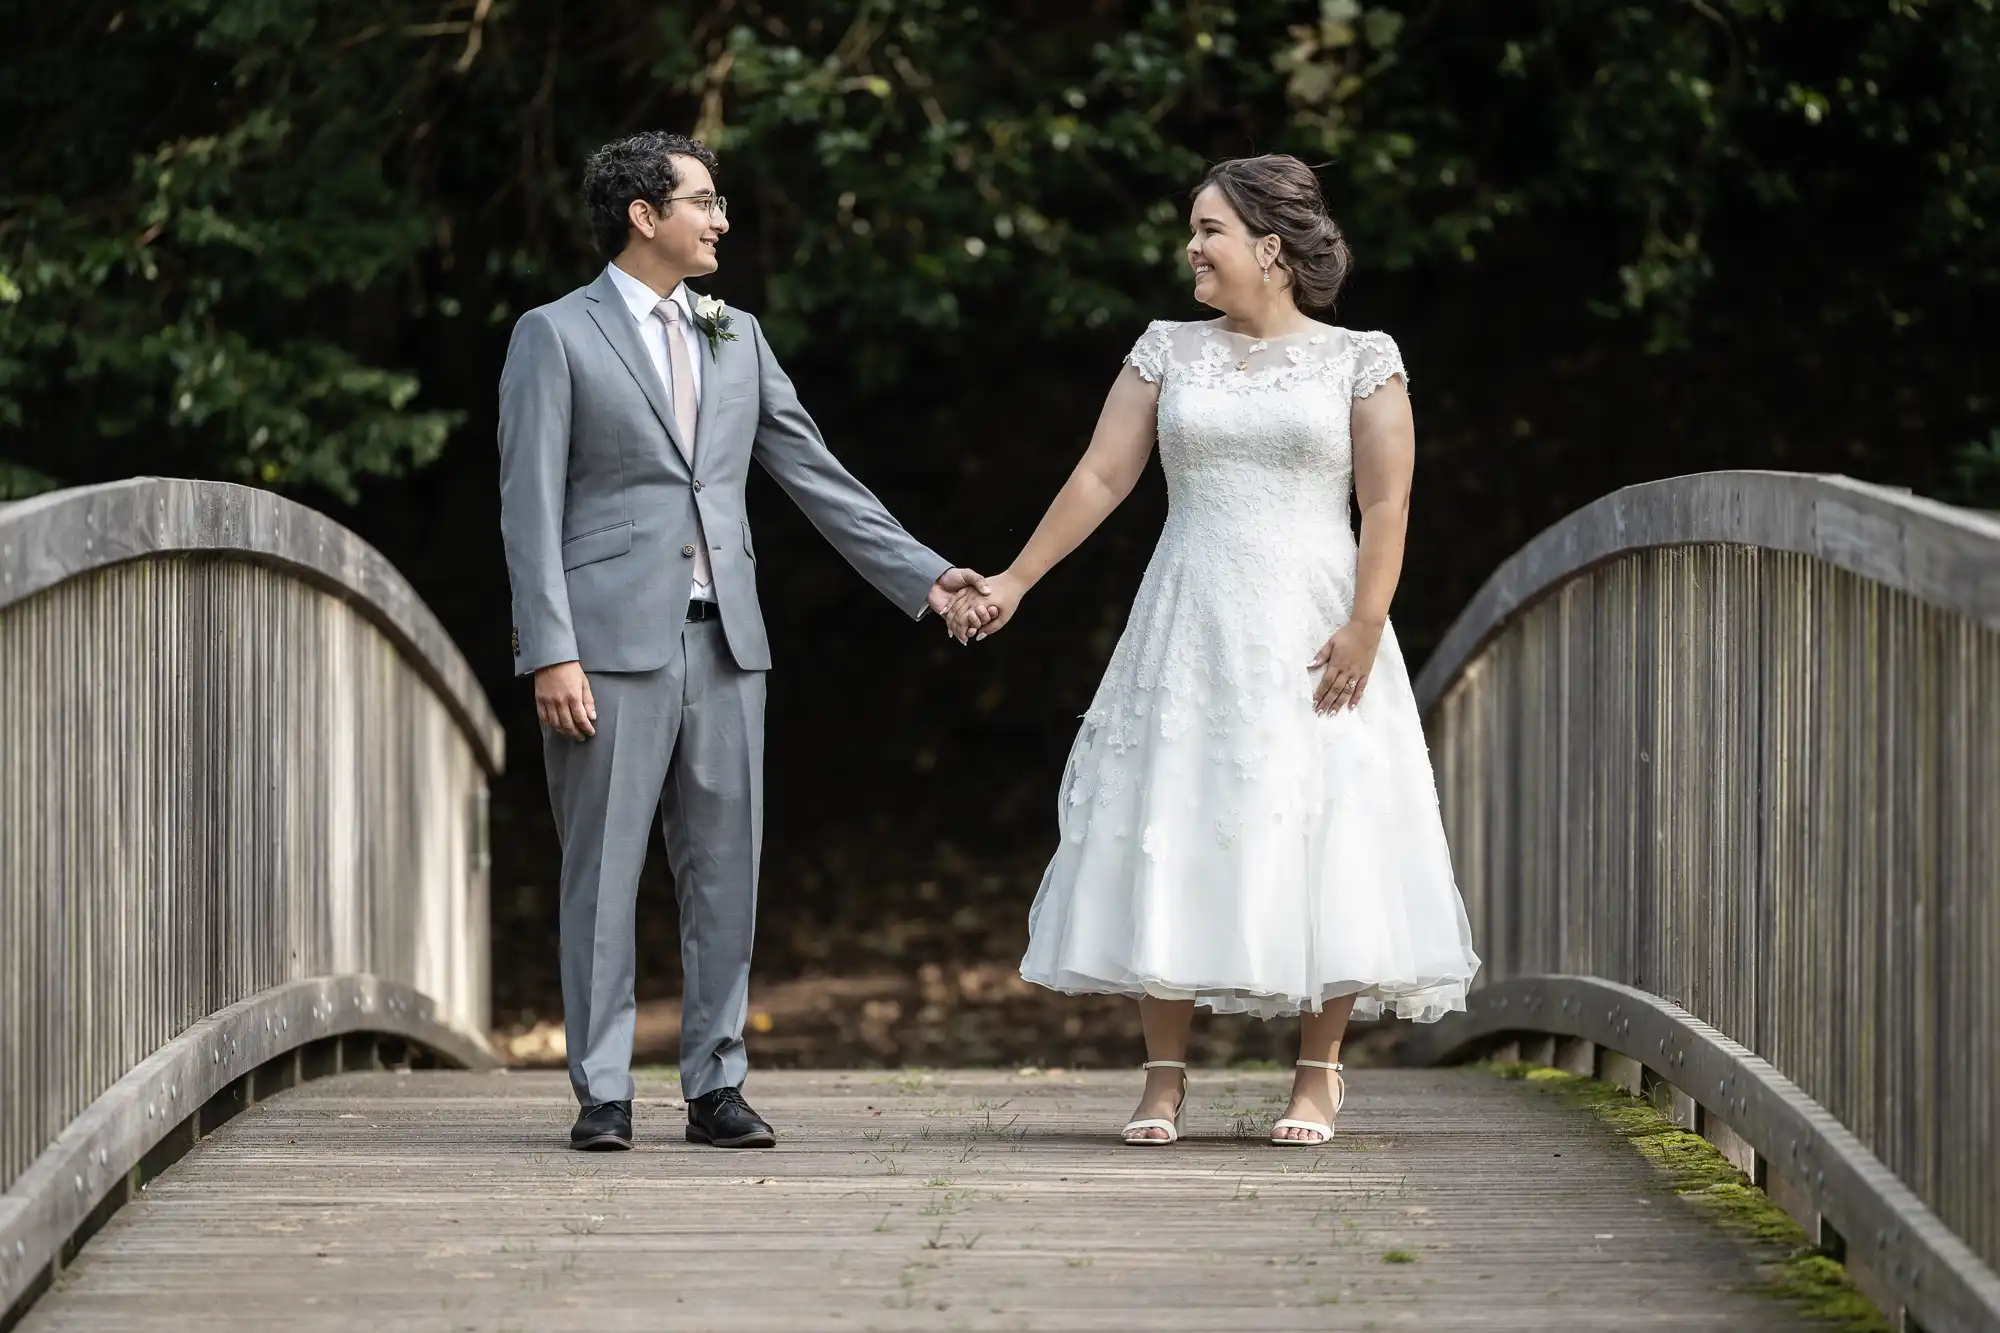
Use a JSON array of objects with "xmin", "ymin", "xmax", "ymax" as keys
[{"xmin": 1019, "ymin": 541, "xmax": 1481, "ymax": 1021}]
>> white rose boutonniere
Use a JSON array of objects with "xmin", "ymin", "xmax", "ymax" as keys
[{"xmin": 690, "ymin": 294, "xmax": 738, "ymax": 360}]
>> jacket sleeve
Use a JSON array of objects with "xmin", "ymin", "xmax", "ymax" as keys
[
  {"xmin": 746, "ymin": 314, "xmax": 950, "ymax": 618},
  {"xmin": 497, "ymin": 308, "xmax": 579, "ymax": 674}
]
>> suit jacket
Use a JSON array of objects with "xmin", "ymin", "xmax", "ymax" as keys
[{"xmin": 498, "ymin": 269, "xmax": 950, "ymax": 675}]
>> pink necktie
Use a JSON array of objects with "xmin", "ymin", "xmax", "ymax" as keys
[{"xmin": 657, "ymin": 299, "xmax": 711, "ymax": 590}]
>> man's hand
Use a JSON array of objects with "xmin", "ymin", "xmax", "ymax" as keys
[
  {"xmin": 535, "ymin": 660, "xmax": 597, "ymax": 740},
  {"xmin": 928, "ymin": 567, "xmax": 993, "ymax": 643}
]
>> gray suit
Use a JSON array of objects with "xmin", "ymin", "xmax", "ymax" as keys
[{"xmin": 498, "ymin": 268, "xmax": 949, "ymax": 1104}]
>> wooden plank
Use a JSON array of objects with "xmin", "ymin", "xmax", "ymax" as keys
[{"xmin": 21, "ymin": 1068, "xmax": 1831, "ymax": 1331}]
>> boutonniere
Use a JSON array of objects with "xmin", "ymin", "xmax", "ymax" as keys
[{"xmin": 691, "ymin": 293, "xmax": 738, "ymax": 360}]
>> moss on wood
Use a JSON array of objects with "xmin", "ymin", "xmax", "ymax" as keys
[{"xmin": 1480, "ymin": 1060, "xmax": 1890, "ymax": 1332}]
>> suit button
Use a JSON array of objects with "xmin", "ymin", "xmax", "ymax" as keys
[
  {"xmin": 692, "ymin": 479, "xmax": 704, "ymax": 492},
  {"xmin": 682, "ymin": 544, "xmax": 696, "ymax": 557}
]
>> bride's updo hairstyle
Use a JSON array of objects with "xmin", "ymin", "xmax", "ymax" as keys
[{"xmin": 1196, "ymin": 155, "xmax": 1353, "ymax": 312}]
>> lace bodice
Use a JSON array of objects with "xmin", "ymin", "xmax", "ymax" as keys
[
  {"xmin": 1123, "ymin": 319, "xmax": 1406, "ymax": 594},
  {"xmin": 1126, "ymin": 319, "xmax": 1405, "ymax": 504}
]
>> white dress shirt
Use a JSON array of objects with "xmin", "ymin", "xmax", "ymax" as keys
[{"xmin": 604, "ymin": 261, "xmax": 711, "ymax": 601}]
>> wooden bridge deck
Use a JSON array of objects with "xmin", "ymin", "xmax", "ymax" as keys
[{"xmin": 21, "ymin": 1067, "xmax": 1831, "ymax": 1331}]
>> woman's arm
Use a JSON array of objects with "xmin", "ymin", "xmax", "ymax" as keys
[
  {"xmin": 1348, "ymin": 374, "xmax": 1415, "ymax": 628},
  {"xmin": 1310, "ymin": 373, "xmax": 1414, "ymax": 712},
  {"xmin": 951, "ymin": 365, "xmax": 1160, "ymax": 638}
]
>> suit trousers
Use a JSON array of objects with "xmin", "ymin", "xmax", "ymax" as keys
[{"xmin": 545, "ymin": 618, "xmax": 766, "ymax": 1105}]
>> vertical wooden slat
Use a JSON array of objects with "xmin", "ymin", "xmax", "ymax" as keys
[{"xmin": 0, "ymin": 553, "xmax": 491, "ymax": 1194}]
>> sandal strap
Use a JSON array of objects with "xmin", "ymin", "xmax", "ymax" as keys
[
  {"xmin": 1271, "ymin": 1118, "xmax": 1333, "ymax": 1138},
  {"xmin": 1296, "ymin": 1060, "xmax": 1347, "ymax": 1116},
  {"xmin": 1130, "ymin": 1063, "xmax": 1188, "ymax": 1140},
  {"xmin": 1122, "ymin": 1118, "xmax": 1179, "ymax": 1141}
]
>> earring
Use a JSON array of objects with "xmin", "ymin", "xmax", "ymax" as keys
[{"xmin": 1262, "ymin": 266, "xmax": 1270, "ymax": 284}]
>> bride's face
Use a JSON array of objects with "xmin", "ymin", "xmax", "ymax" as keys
[{"xmin": 1186, "ymin": 185, "xmax": 1269, "ymax": 310}]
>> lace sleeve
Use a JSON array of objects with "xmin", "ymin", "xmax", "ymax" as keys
[
  {"xmin": 1124, "ymin": 320, "xmax": 1179, "ymax": 385},
  {"xmin": 1350, "ymin": 331, "xmax": 1408, "ymax": 399}
]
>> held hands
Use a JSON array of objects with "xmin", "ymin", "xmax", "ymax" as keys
[
  {"xmin": 1310, "ymin": 616, "xmax": 1383, "ymax": 715},
  {"xmin": 946, "ymin": 570, "xmax": 1025, "ymax": 642},
  {"xmin": 929, "ymin": 567, "xmax": 996, "ymax": 644}
]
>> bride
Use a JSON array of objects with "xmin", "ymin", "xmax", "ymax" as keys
[{"xmin": 948, "ymin": 154, "xmax": 1480, "ymax": 1147}]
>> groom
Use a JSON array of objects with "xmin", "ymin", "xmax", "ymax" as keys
[{"xmin": 498, "ymin": 131, "xmax": 987, "ymax": 1151}]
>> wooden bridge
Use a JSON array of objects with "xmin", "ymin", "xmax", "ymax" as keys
[{"xmin": 3, "ymin": 474, "xmax": 1998, "ymax": 1331}]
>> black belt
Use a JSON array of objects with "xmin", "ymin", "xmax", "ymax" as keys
[{"xmin": 686, "ymin": 598, "xmax": 722, "ymax": 623}]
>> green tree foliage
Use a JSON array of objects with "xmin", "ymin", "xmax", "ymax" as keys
[
  {"xmin": 1273, "ymin": 0, "xmax": 2000, "ymax": 347},
  {"xmin": 0, "ymin": 1, "xmax": 464, "ymax": 499},
  {"xmin": 2, "ymin": 0, "xmax": 1995, "ymax": 500}
]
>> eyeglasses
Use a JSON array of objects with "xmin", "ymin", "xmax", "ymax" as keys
[{"xmin": 663, "ymin": 192, "xmax": 728, "ymax": 220}]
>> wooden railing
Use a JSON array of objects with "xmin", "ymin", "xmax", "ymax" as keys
[
  {"xmin": 1407, "ymin": 471, "xmax": 2000, "ymax": 1333},
  {"xmin": 0, "ymin": 479, "xmax": 503, "ymax": 1317}
]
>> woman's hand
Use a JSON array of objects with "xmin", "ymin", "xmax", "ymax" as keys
[
  {"xmin": 949, "ymin": 570, "xmax": 1027, "ymax": 641},
  {"xmin": 1309, "ymin": 616, "xmax": 1384, "ymax": 715},
  {"xmin": 946, "ymin": 590, "xmax": 996, "ymax": 642}
]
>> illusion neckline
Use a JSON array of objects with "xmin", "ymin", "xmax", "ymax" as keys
[{"xmin": 1194, "ymin": 320, "xmax": 1336, "ymax": 344}]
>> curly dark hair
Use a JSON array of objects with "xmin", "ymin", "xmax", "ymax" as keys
[
  {"xmin": 582, "ymin": 131, "xmax": 721, "ymax": 262},
  {"xmin": 1195, "ymin": 155, "xmax": 1353, "ymax": 312}
]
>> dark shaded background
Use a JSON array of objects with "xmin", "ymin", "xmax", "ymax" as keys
[{"xmin": 5, "ymin": 0, "xmax": 1995, "ymax": 1062}]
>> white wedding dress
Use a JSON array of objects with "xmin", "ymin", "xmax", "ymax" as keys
[{"xmin": 1018, "ymin": 319, "xmax": 1480, "ymax": 1021}]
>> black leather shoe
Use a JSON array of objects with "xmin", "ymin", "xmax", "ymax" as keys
[
  {"xmin": 570, "ymin": 1100, "xmax": 633, "ymax": 1151},
  {"xmin": 686, "ymin": 1086, "xmax": 776, "ymax": 1148}
]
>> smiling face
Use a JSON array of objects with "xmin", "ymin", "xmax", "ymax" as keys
[
  {"xmin": 627, "ymin": 154, "xmax": 728, "ymax": 276},
  {"xmin": 1186, "ymin": 183, "xmax": 1278, "ymax": 312}
]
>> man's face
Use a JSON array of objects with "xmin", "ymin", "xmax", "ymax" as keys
[{"xmin": 631, "ymin": 155, "xmax": 728, "ymax": 274}]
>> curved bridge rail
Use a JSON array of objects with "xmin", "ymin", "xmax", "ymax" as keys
[
  {"xmin": 1409, "ymin": 471, "xmax": 2000, "ymax": 1332},
  {"xmin": 0, "ymin": 479, "xmax": 504, "ymax": 1317}
]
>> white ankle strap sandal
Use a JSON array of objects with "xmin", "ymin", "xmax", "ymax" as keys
[
  {"xmin": 1122, "ymin": 1060, "xmax": 1188, "ymax": 1146},
  {"xmin": 1271, "ymin": 1059, "xmax": 1344, "ymax": 1146}
]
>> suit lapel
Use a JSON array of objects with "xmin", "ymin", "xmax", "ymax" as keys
[
  {"xmin": 690, "ymin": 293, "xmax": 729, "ymax": 467},
  {"xmin": 582, "ymin": 270, "xmax": 691, "ymax": 467}
]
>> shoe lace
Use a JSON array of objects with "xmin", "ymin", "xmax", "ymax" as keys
[{"xmin": 707, "ymin": 1086, "xmax": 750, "ymax": 1110}]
